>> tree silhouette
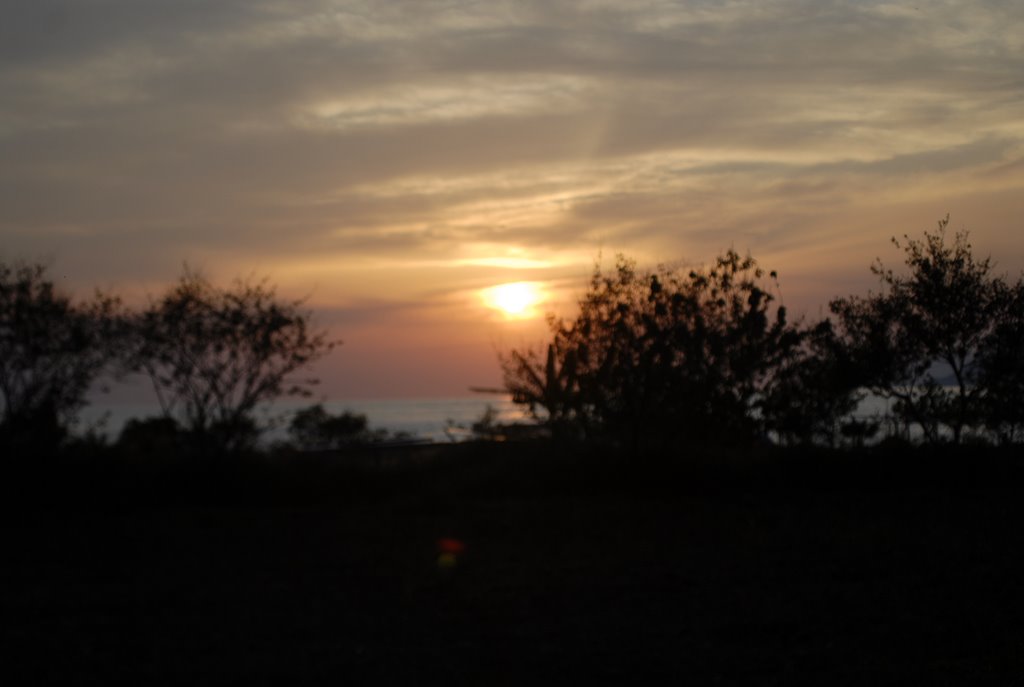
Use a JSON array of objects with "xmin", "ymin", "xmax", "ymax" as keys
[
  {"xmin": 504, "ymin": 251, "xmax": 803, "ymax": 448},
  {"xmin": 502, "ymin": 339, "xmax": 583, "ymax": 440},
  {"xmin": 830, "ymin": 216, "xmax": 1008, "ymax": 443},
  {"xmin": 977, "ymin": 278, "xmax": 1024, "ymax": 443},
  {"xmin": 130, "ymin": 269, "xmax": 338, "ymax": 455},
  {"xmin": 761, "ymin": 319, "xmax": 865, "ymax": 446},
  {"xmin": 0, "ymin": 261, "xmax": 123, "ymax": 454}
]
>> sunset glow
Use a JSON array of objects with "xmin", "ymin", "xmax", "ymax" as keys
[
  {"xmin": 482, "ymin": 282, "xmax": 546, "ymax": 319},
  {"xmin": 4, "ymin": 1, "xmax": 1024, "ymax": 398}
]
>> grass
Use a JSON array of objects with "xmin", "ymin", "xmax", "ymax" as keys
[{"xmin": 3, "ymin": 441, "xmax": 1024, "ymax": 684}]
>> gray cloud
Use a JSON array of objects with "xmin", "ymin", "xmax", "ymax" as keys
[{"xmin": 3, "ymin": 1, "xmax": 1024, "ymax": 321}]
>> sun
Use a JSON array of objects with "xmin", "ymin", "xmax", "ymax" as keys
[{"xmin": 482, "ymin": 281, "xmax": 544, "ymax": 318}]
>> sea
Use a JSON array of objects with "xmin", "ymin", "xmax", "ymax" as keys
[
  {"xmin": 77, "ymin": 395, "xmax": 533, "ymax": 445},
  {"xmin": 75, "ymin": 391, "xmax": 924, "ymax": 446}
]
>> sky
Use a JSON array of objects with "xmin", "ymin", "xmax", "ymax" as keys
[{"xmin": 3, "ymin": 0, "xmax": 1024, "ymax": 399}]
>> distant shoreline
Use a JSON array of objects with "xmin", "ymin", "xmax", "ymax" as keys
[{"xmin": 78, "ymin": 395, "xmax": 531, "ymax": 444}]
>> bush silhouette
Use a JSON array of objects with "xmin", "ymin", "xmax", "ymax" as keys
[
  {"xmin": 0, "ymin": 261, "xmax": 124, "ymax": 455},
  {"xmin": 288, "ymin": 404, "xmax": 369, "ymax": 450},
  {"xmin": 116, "ymin": 416, "xmax": 183, "ymax": 457}
]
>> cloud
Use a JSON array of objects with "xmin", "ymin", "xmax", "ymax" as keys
[{"xmin": 3, "ymin": 0, "xmax": 1024, "ymax": 394}]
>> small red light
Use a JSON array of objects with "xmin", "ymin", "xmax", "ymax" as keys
[{"xmin": 437, "ymin": 537, "xmax": 466, "ymax": 554}]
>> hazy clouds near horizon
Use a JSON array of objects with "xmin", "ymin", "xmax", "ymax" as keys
[{"xmin": 4, "ymin": 1, "xmax": 1024, "ymax": 396}]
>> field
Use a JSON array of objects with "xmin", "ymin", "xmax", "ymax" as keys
[{"xmin": 4, "ymin": 443, "xmax": 1024, "ymax": 684}]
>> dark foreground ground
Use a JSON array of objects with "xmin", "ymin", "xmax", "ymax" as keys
[{"xmin": 4, "ymin": 442, "xmax": 1024, "ymax": 685}]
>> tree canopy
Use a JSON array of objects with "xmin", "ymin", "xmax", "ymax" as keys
[
  {"xmin": 831, "ymin": 216, "xmax": 1012, "ymax": 443},
  {"xmin": 0, "ymin": 261, "xmax": 123, "ymax": 454},
  {"xmin": 505, "ymin": 218, "xmax": 1024, "ymax": 448},
  {"xmin": 130, "ymin": 269, "xmax": 338, "ymax": 454},
  {"xmin": 503, "ymin": 251, "xmax": 804, "ymax": 448}
]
